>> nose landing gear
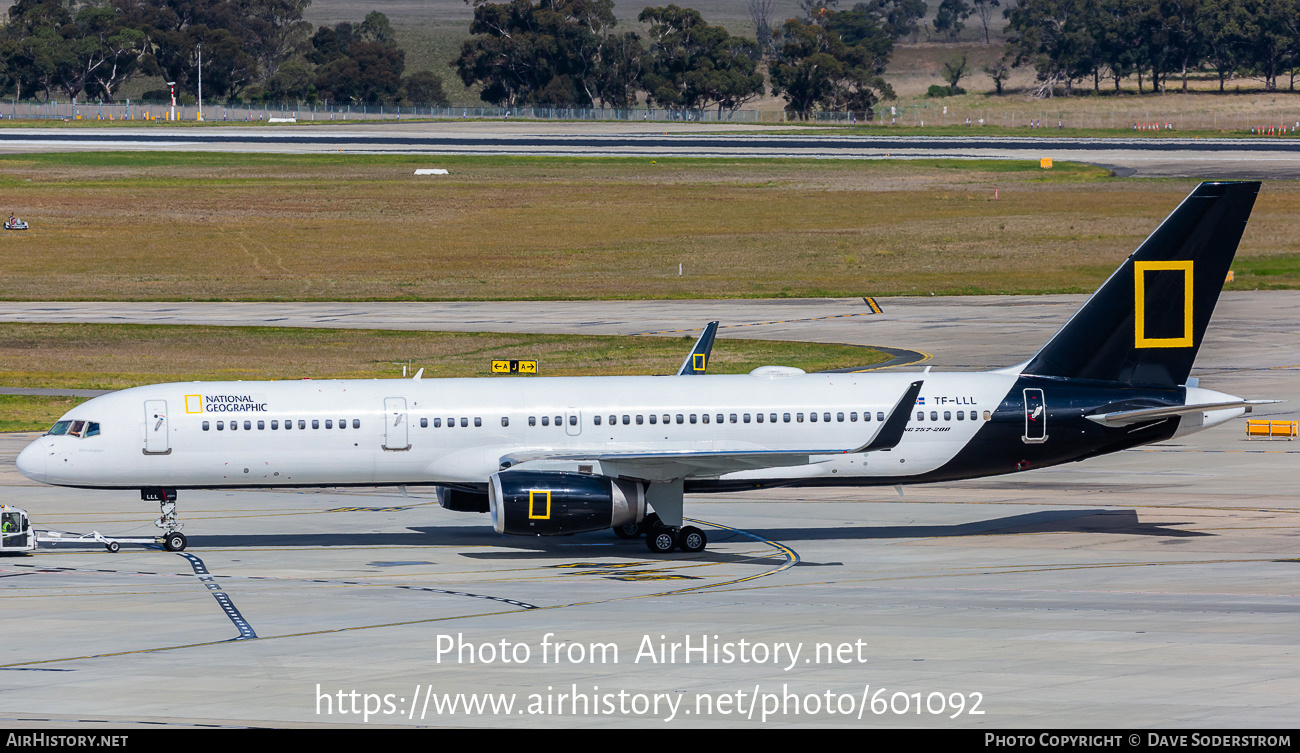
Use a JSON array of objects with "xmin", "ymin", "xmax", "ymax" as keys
[{"xmin": 142, "ymin": 488, "xmax": 187, "ymax": 551}]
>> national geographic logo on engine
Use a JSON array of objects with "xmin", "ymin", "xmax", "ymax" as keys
[{"xmin": 185, "ymin": 394, "xmax": 268, "ymax": 414}]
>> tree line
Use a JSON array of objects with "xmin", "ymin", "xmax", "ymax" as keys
[
  {"xmin": 453, "ymin": 0, "xmax": 935, "ymax": 118},
  {"xmin": 0, "ymin": 0, "xmax": 448, "ymax": 105},
  {"xmin": 1004, "ymin": 0, "xmax": 1300, "ymax": 96}
]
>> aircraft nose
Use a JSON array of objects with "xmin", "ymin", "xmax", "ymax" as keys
[{"xmin": 15, "ymin": 441, "xmax": 46, "ymax": 483}]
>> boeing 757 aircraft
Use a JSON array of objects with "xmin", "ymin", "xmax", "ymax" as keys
[{"xmin": 15, "ymin": 181, "xmax": 1275, "ymax": 555}]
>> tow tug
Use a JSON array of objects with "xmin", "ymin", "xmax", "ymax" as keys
[
  {"xmin": 0, "ymin": 504, "xmax": 169, "ymax": 554},
  {"xmin": 4, "ymin": 218, "xmax": 29, "ymax": 230}
]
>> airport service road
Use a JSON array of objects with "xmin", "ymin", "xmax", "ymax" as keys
[
  {"xmin": 0, "ymin": 292, "xmax": 1296, "ymax": 727},
  {"xmin": 3, "ymin": 123, "xmax": 1300, "ymax": 177}
]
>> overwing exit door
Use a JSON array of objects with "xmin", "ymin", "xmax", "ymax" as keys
[
  {"xmin": 1023, "ymin": 388, "xmax": 1047, "ymax": 444},
  {"xmin": 384, "ymin": 397, "xmax": 410, "ymax": 451}
]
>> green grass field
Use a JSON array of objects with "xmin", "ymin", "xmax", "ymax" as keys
[{"xmin": 1, "ymin": 152, "xmax": 1295, "ymax": 301}]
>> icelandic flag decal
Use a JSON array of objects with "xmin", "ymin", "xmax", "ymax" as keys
[{"xmin": 916, "ymin": 397, "xmax": 925, "ymax": 405}]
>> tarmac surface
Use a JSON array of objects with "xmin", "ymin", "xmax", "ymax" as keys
[
  {"xmin": 0, "ymin": 292, "xmax": 1297, "ymax": 727},
  {"xmin": 4, "ymin": 122, "xmax": 1300, "ymax": 177}
]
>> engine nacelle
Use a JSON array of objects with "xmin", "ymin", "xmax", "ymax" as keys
[
  {"xmin": 437, "ymin": 487, "xmax": 490, "ymax": 513},
  {"xmin": 488, "ymin": 471, "xmax": 645, "ymax": 536}
]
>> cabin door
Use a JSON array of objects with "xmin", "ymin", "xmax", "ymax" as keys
[
  {"xmin": 144, "ymin": 400, "xmax": 170, "ymax": 455},
  {"xmin": 1023, "ymin": 388, "xmax": 1047, "ymax": 444},
  {"xmin": 384, "ymin": 397, "xmax": 410, "ymax": 451}
]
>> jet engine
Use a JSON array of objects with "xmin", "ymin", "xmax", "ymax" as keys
[{"xmin": 488, "ymin": 470, "xmax": 645, "ymax": 536}]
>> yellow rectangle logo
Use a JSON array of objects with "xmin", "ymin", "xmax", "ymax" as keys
[
  {"xmin": 184, "ymin": 395, "xmax": 203, "ymax": 414},
  {"xmin": 528, "ymin": 490, "xmax": 551, "ymax": 519},
  {"xmin": 1134, "ymin": 260, "xmax": 1194, "ymax": 348},
  {"xmin": 692, "ymin": 353, "xmax": 706, "ymax": 371}
]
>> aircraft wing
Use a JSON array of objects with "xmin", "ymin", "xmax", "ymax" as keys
[
  {"xmin": 1085, "ymin": 399, "xmax": 1282, "ymax": 426},
  {"xmin": 501, "ymin": 380, "xmax": 922, "ymax": 481}
]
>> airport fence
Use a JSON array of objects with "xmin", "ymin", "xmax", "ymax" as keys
[
  {"xmin": 6, "ymin": 98, "xmax": 1297, "ymax": 132},
  {"xmin": 0, "ymin": 100, "xmax": 764, "ymax": 124}
]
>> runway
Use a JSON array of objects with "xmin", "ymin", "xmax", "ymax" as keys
[
  {"xmin": 0, "ymin": 292, "xmax": 1296, "ymax": 727},
  {"xmin": 4, "ymin": 123, "xmax": 1300, "ymax": 177}
]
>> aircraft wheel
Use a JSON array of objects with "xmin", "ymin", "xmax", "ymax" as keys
[
  {"xmin": 613, "ymin": 521, "xmax": 643, "ymax": 539},
  {"xmin": 646, "ymin": 528, "xmax": 677, "ymax": 554},
  {"xmin": 163, "ymin": 532, "xmax": 187, "ymax": 552},
  {"xmin": 106, "ymin": 541, "xmax": 120, "ymax": 554},
  {"xmin": 678, "ymin": 526, "xmax": 707, "ymax": 553}
]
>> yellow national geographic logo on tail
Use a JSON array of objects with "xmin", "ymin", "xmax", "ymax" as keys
[{"xmin": 1134, "ymin": 260, "xmax": 1194, "ymax": 348}]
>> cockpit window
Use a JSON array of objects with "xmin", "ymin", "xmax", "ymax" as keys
[
  {"xmin": 86, "ymin": 422, "xmax": 100, "ymax": 436},
  {"xmin": 47, "ymin": 421, "xmax": 71, "ymax": 436}
]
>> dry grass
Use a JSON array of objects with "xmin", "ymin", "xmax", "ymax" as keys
[
  {"xmin": 12, "ymin": 152, "xmax": 1298, "ymax": 301},
  {"xmin": 0, "ymin": 323, "xmax": 886, "ymax": 391}
]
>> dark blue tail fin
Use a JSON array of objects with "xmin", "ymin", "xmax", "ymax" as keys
[{"xmin": 1023, "ymin": 181, "xmax": 1259, "ymax": 387}]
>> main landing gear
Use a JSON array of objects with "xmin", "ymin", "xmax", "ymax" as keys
[
  {"xmin": 613, "ymin": 513, "xmax": 708, "ymax": 554},
  {"xmin": 142, "ymin": 488, "xmax": 187, "ymax": 552}
]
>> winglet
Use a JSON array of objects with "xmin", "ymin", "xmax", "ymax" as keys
[
  {"xmin": 857, "ymin": 380, "xmax": 923, "ymax": 452},
  {"xmin": 677, "ymin": 321, "xmax": 720, "ymax": 375}
]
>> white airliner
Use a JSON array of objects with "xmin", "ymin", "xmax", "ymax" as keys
[{"xmin": 14, "ymin": 182, "xmax": 1275, "ymax": 554}]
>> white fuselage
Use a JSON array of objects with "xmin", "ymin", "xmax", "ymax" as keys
[{"xmin": 14, "ymin": 371, "xmax": 1247, "ymax": 492}]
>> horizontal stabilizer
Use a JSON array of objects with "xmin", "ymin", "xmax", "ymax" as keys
[{"xmin": 1085, "ymin": 400, "xmax": 1281, "ymax": 426}]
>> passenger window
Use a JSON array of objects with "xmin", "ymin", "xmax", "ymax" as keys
[
  {"xmin": 662, "ymin": 414, "xmax": 670, "ymax": 425},
  {"xmin": 203, "ymin": 421, "xmax": 210, "ymax": 431},
  {"xmin": 810, "ymin": 412, "xmax": 818, "ymax": 423},
  {"xmin": 284, "ymin": 420, "xmax": 291, "ymax": 430},
  {"xmin": 944, "ymin": 411, "xmax": 951, "ymax": 421},
  {"xmin": 462, "ymin": 418, "xmax": 470, "ymax": 428},
  {"xmin": 824, "ymin": 412, "xmax": 832, "ymax": 422},
  {"xmin": 715, "ymin": 414, "xmax": 723, "ymax": 423},
  {"xmin": 475, "ymin": 417, "xmax": 482, "ymax": 427},
  {"xmin": 434, "ymin": 418, "xmax": 442, "ymax": 428},
  {"xmin": 956, "ymin": 411, "xmax": 964, "ymax": 420},
  {"xmin": 982, "ymin": 411, "xmax": 991, "ymax": 421},
  {"xmin": 743, "ymin": 413, "xmax": 751, "ymax": 423},
  {"xmin": 649, "ymin": 414, "xmax": 657, "ymax": 424},
  {"xmin": 730, "ymin": 414, "xmax": 737, "ymax": 423},
  {"xmin": 877, "ymin": 412, "xmax": 885, "ymax": 421},
  {"xmin": 271, "ymin": 420, "xmax": 278, "ymax": 430},
  {"xmin": 702, "ymin": 414, "xmax": 710, "ymax": 424},
  {"xmin": 837, "ymin": 412, "xmax": 845, "ymax": 422},
  {"xmin": 676, "ymin": 414, "xmax": 684, "ymax": 424},
  {"xmin": 541, "ymin": 416, "xmax": 549, "ymax": 426},
  {"xmin": 769, "ymin": 413, "xmax": 777, "ymax": 423},
  {"xmin": 863, "ymin": 411, "xmax": 871, "ymax": 422},
  {"xmin": 568, "ymin": 416, "xmax": 575, "ymax": 426},
  {"xmin": 930, "ymin": 411, "xmax": 937, "ymax": 421},
  {"xmin": 353, "ymin": 419, "xmax": 360, "ymax": 429},
  {"xmin": 299, "ymin": 420, "xmax": 306, "ymax": 429},
  {"xmin": 636, "ymin": 415, "xmax": 644, "ymax": 425},
  {"xmin": 783, "ymin": 413, "xmax": 790, "ymax": 423},
  {"xmin": 850, "ymin": 412, "xmax": 857, "ymax": 422},
  {"xmin": 555, "ymin": 415, "xmax": 562, "ymax": 426},
  {"xmin": 623, "ymin": 415, "xmax": 630, "ymax": 425},
  {"xmin": 325, "ymin": 420, "xmax": 333, "ymax": 429},
  {"xmin": 501, "ymin": 417, "xmax": 509, "ymax": 427},
  {"xmin": 242, "ymin": 420, "xmax": 250, "ymax": 430},
  {"xmin": 217, "ymin": 421, "xmax": 224, "ymax": 431},
  {"xmin": 594, "ymin": 415, "xmax": 602, "ymax": 426},
  {"xmin": 311, "ymin": 420, "xmax": 319, "ymax": 429},
  {"xmin": 420, "ymin": 418, "xmax": 428, "ymax": 428},
  {"xmin": 916, "ymin": 411, "xmax": 924, "ymax": 421},
  {"xmin": 231, "ymin": 421, "xmax": 239, "ymax": 431},
  {"xmin": 258, "ymin": 420, "xmax": 266, "ymax": 430},
  {"xmin": 689, "ymin": 414, "xmax": 697, "ymax": 424},
  {"xmin": 755, "ymin": 413, "xmax": 763, "ymax": 423},
  {"xmin": 797, "ymin": 413, "xmax": 804, "ymax": 423}
]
